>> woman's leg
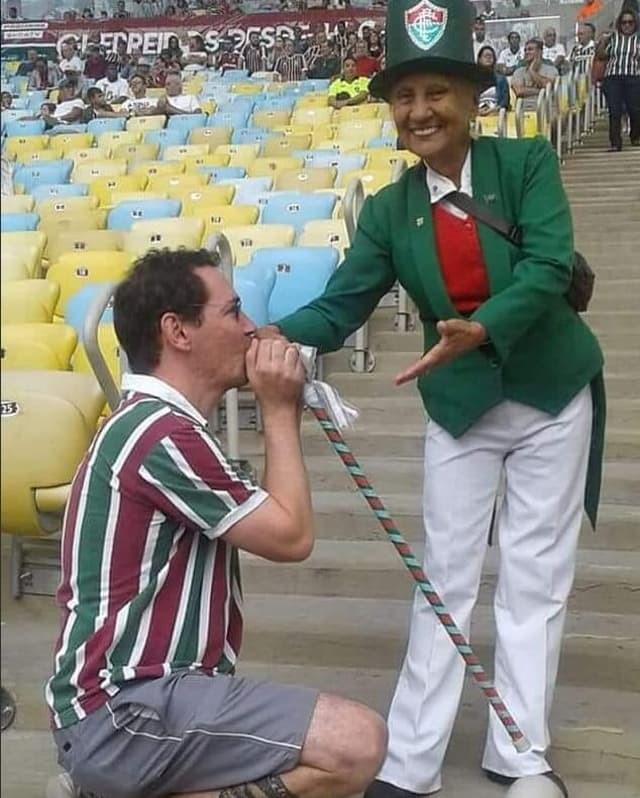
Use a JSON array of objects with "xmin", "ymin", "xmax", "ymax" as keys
[
  {"xmin": 603, "ymin": 76, "xmax": 624, "ymax": 149},
  {"xmin": 622, "ymin": 76, "xmax": 640, "ymax": 144}
]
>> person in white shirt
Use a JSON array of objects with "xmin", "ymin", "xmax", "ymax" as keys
[
  {"xmin": 497, "ymin": 30, "xmax": 524, "ymax": 76},
  {"xmin": 95, "ymin": 55, "xmax": 131, "ymax": 104},
  {"xmin": 155, "ymin": 72, "xmax": 202, "ymax": 116},
  {"xmin": 120, "ymin": 73, "xmax": 158, "ymax": 116},
  {"xmin": 542, "ymin": 27, "xmax": 567, "ymax": 71},
  {"xmin": 570, "ymin": 22, "xmax": 596, "ymax": 74},
  {"xmin": 472, "ymin": 17, "xmax": 494, "ymax": 59},
  {"xmin": 49, "ymin": 80, "xmax": 85, "ymax": 124}
]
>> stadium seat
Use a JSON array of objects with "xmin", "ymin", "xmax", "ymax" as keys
[
  {"xmin": 214, "ymin": 144, "xmax": 260, "ymax": 169},
  {"xmin": 14, "ymin": 149, "xmax": 61, "ymax": 165},
  {"xmin": 87, "ymin": 117, "xmax": 126, "ymax": 135},
  {"xmin": 291, "ymin": 107, "xmax": 334, "ymax": 127},
  {"xmin": 40, "ymin": 213, "xmax": 108, "ymax": 248},
  {"xmin": 188, "ymin": 126, "xmax": 233, "ymax": 149},
  {"xmin": 97, "ymin": 130, "xmax": 141, "ymax": 150},
  {"xmin": 162, "ymin": 144, "xmax": 211, "ymax": 162},
  {"xmin": 295, "ymin": 151, "xmax": 366, "ymax": 174},
  {"xmin": 274, "ymin": 167, "xmax": 337, "ymax": 193},
  {"xmin": 4, "ymin": 119, "xmax": 46, "ymax": 137},
  {"xmin": 48, "ymin": 132, "xmax": 94, "ymax": 156},
  {"xmin": 231, "ymin": 128, "xmax": 272, "ymax": 147},
  {"xmin": 173, "ymin": 184, "xmax": 235, "ymax": 212},
  {"xmin": 208, "ymin": 111, "xmax": 250, "ymax": 130},
  {"xmin": 367, "ymin": 136, "xmax": 397, "ymax": 149},
  {"xmin": 47, "ymin": 251, "xmax": 133, "ymax": 317},
  {"xmin": 1, "ymin": 212, "xmax": 40, "ymax": 232},
  {"xmin": 107, "ymin": 199, "xmax": 181, "ymax": 231},
  {"xmin": 247, "ymin": 156, "xmax": 304, "ymax": 179},
  {"xmin": 338, "ymin": 168, "xmax": 392, "ymax": 194},
  {"xmin": 182, "ymin": 154, "xmax": 231, "ymax": 171},
  {"xmin": 112, "ymin": 142, "xmax": 160, "ymax": 163},
  {"xmin": 64, "ymin": 283, "xmax": 114, "ymax": 332},
  {"xmin": 223, "ymin": 224, "xmax": 296, "ymax": 266},
  {"xmin": 252, "ymin": 110, "xmax": 292, "ymax": 131},
  {"xmin": 46, "ymin": 229, "xmax": 125, "ymax": 264},
  {"xmin": 335, "ymin": 105, "xmax": 380, "ymax": 122},
  {"xmin": 260, "ymin": 192, "xmax": 336, "ymax": 232},
  {"xmin": 234, "ymin": 271, "xmax": 273, "ymax": 326},
  {"xmin": 262, "ymin": 134, "xmax": 312, "ymax": 158},
  {"xmin": 201, "ymin": 166, "xmax": 246, "ymax": 182},
  {"xmin": 362, "ymin": 148, "xmax": 420, "ymax": 170},
  {"xmin": 13, "ymin": 161, "xmax": 74, "ymax": 192},
  {"xmin": 315, "ymin": 138, "xmax": 365, "ymax": 153},
  {"xmin": 195, "ymin": 205, "xmax": 260, "ymax": 237},
  {"xmin": 294, "ymin": 94, "xmax": 329, "ymax": 110},
  {"xmin": 31, "ymin": 183, "xmax": 89, "ymax": 200},
  {"xmin": 71, "ymin": 323, "xmax": 122, "ymax": 388},
  {"xmin": 36, "ymin": 196, "xmax": 99, "ymax": 218},
  {"xmin": 144, "ymin": 128, "xmax": 189, "ymax": 149},
  {"xmin": 128, "ymin": 216, "xmax": 204, "ymax": 247},
  {"xmin": 5, "ymin": 134, "xmax": 49, "ymax": 158},
  {"xmin": 0, "ymin": 230, "xmax": 46, "ymax": 275},
  {"xmin": 298, "ymin": 219, "xmax": 350, "ymax": 258},
  {"xmin": 1, "ymin": 323, "xmax": 78, "ymax": 371},
  {"xmin": 72, "ymin": 160, "xmax": 128, "ymax": 184},
  {"xmin": 109, "ymin": 191, "xmax": 168, "ymax": 205},
  {"xmin": 222, "ymin": 176, "xmax": 272, "ymax": 206},
  {"xmin": 147, "ymin": 172, "xmax": 208, "ymax": 193},
  {"xmin": 166, "ymin": 114, "xmax": 208, "ymax": 133},
  {"xmin": 67, "ymin": 146, "xmax": 111, "ymax": 164},
  {"xmin": 2, "ymin": 195, "xmax": 35, "ymax": 213},
  {"xmin": 126, "ymin": 115, "xmax": 166, "ymax": 133},
  {"xmin": 0, "ymin": 279, "xmax": 59, "ymax": 323},
  {"xmin": 129, "ymin": 160, "xmax": 186, "ymax": 180},
  {"xmin": 1, "ymin": 255, "xmax": 31, "ymax": 283}
]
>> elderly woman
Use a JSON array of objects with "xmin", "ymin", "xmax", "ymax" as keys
[{"xmin": 259, "ymin": 1, "xmax": 605, "ymax": 796}]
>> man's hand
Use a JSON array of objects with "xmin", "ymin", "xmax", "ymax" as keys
[
  {"xmin": 395, "ymin": 319, "xmax": 487, "ymax": 386},
  {"xmin": 246, "ymin": 338, "xmax": 305, "ymax": 409}
]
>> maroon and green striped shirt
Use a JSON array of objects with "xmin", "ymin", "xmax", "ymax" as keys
[{"xmin": 46, "ymin": 374, "xmax": 267, "ymax": 730}]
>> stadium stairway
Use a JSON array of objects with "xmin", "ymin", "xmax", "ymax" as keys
[{"xmin": 1, "ymin": 122, "xmax": 639, "ymax": 797}]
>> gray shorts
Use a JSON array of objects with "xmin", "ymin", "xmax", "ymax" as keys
[{"xmin": 53, "ymin": 671, "xmax": 319, "ymax": 798}]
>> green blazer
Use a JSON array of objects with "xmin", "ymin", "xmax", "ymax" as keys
[{"xmin": 277, "ymin": 135, "xmax": 605, "ymax": 526}]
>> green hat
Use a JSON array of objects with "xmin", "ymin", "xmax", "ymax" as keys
[{"xmin": 369, "ymin": 0, "xmax": 494, "ymax": 100}]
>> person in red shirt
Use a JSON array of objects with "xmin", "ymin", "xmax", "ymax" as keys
[
  {"xmin": 354, "ymin": 38, "xmax": 380, "ymax": 78},
  {"xmin": 83, "ymin": 45, "xmax": 107, "ymax": 80},
  {"xmin": 216, "ymin": 38, "xmax": 243, "ymax": 75}
]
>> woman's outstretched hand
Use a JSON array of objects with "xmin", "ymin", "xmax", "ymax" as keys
[{"xmin": 395, "ymin": 319, "xmax": 488, "ymax": 386}]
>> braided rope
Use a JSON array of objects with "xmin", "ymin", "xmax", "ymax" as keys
[{"xmin": 311, "ymin": 405, "xmax": 530, "ymax": 752}]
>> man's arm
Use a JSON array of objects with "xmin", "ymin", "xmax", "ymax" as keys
[{"xmin": 511, "ymin": 68, "xmax": 539, "ymax": 97}]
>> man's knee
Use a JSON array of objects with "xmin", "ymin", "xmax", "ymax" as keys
[{"xmin": 343, "ymin": 704, "xmax": 388, "ymax": 784}]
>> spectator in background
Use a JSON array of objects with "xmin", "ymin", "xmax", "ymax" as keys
[
  {"xmin": 115, "ymin": 0, "xmax": 130, "ymax": 17},
  {"xmin": 327, "ymin": 57, "xmax": 369, "ymax": 109},
  {"xmin": 184, "ymin": 33, "xmax": 210, "ymax": 70},
  {"xmin": 307, "ymin": 40, "xmax": 341, "ymax": 79},
  {"xmin": 151, "ymin": 52, "xmax": 170, "ymax": 86},
  {"xmin": 116, "ymin": 39, "xmax": 134, "ymax": 78},
  {"xmin": 1, "ymin": 91, "xmax": 12, "ymax": 110},
  {"xmin": 477, "ymin": 45, "xmax": 510, "ymax": 113},
  {"xmin": 48, "ymin": 79, "xmax": 85, "ymax": 124},
  {"xmin": 164, "ymin": 3, "xmax": 177, "ymax": 14},
  {"xmin": 473, "ymin": 17, "xmax": 494, "ymax": 58},
  {"xmin": 497, "ymin": 30, "xmax": 523, "ymax": 76},
  {"xmin": 156, "ymin": 71, "xmax": 202, "ymax": 115},
  {"xmin": 274, "ymin": 40, "xmax": 308, "ymax": 81},
  {"xmin": 16, "ymin": 47, "xmax": 39, "ymax": 77},
  {"xmin": 570, "ymin": 22, "xmax": 596, "ymax": 72},
  {"xmin": 354, "ymin": 39, "xmax": 380, "ymax": 77},
  {"xmin": 480, "ymin": 0, "xmax": 495, "ymax": 20},
  {"xmin": 134, "ymin": 55, "xmax": 155, "ymax": 86},
  {"xmin": 83, "ymin": 45, "xmax": 107, "ymax": 81},
  {"xmin": 27, "ymin": 57, "xmax": 51, "ymax": 90},
  {"xmin": 345, "ymin": 31, "xmax": 358, "ymax": 58},
  {"xmin": 120, "ymin": 74, "xmax": 158, "ymax": 115},
  {"xmin": 577, "ymin": 0, "xmax": 604, "ymax": 22},
  {"xmin": 83, "ymin": 86, "xmax": 127, "ymax": 120},
  {"xmin": 6, "ymin": 6, "xmax": 22, "ymax": 20},
  {"xmin": 267, "ymin": 35, "xmax": 285, "ymax": 71},
  {"xmin": 96, "ymin": 55, "xmax": 131, "ymax": 104},
  {"xmin": 512, "ymin": 38, "xmax": 558, "ymax": 110},
  {"xmin": 305, "ymin": 30, "xmax": 329, "ymax": 65},
  {"xmin": 368, "ymin": 29, "xmax": 383, "ymax": 59},
  {"xmin": 241, "ymin": 31, "xmax": 267, "ymax": 75},
  {"xmin": 292, "ymin": 25, "xmax": 307, "ymax": 55},
  {"xmin": 216, "ymin": 38, "xmax": 243, "ymax": 74},
  {"xmin": 166, "ymin": 34, "xmax": 184, "ymax": 65},
  {"xmin": 58, "ymin": 41, "xmax": 84, "ymax": 75},
  {"xmin": 542, "ymin": 27, "xmax": 567, "ymax": 71},
  {"xmin": 596, "ymin": 8, "xmax": 640, "ymax": 150},
  {"xmin": 82, "ymin": 7, "xmax": 93, "ymax": 18}
]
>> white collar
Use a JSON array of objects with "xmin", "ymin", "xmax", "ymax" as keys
[
  {"xmin": 121, "ymin": 373, "xmax": 208, "ymax": 428},
  {"xmin": 423, "ymin": 146, "xmax": 473, "ymax": 205}
]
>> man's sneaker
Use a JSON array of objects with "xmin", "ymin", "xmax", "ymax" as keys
[
  {"xmin": 363, "ymin": 778, "xmax": 439, "ymax": 798},
  {"xmin": 484, "ymin": 769, "xmax": 569, "ymax": 796}
]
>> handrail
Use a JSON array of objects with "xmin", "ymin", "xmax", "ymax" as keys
[
  {"xmin": 343, "ymin": 177, "xmax": 365, "ymax": 244},
  {"xmin": 82, "ymin": 281, "xmax": 121, "ymax": 413}
]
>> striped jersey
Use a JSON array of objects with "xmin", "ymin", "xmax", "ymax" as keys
[
  {"xmin": 241, "ymin": 43, "xmax": 266, "ymax": 75},
  {"xmin": 45, "ymin": 374, "xmax": 267, "ymax": 730},
  {"xmin": 274, "ymin": 54, "xmax": 308, "ymax": 82},
  {"xmin": 605, "ymin": 32, "xmax": 640, "ymax": 77}
]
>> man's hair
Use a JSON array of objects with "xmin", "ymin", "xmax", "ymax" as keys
[
  {"xmin": 113, "ymin": 248, "xmax": 219, "ymax": 374},
  {"xmin": 525, "ymin": 37, "xmax": 543, "ymax": 51},
  {"xmin": 582, "ymin": 22, "xmax": 596, "ymax": 35},
  {"xmin": 86, "ymin": 86, "xmax": 103, "ymax": 101}
]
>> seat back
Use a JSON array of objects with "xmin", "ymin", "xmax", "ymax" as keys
[
  {"xmin": 147, "ymin": 173, "xmax": 208, "ymax": 194},
  {"xmin": 298, "ymin": 219, "xmax": 349, "ymax": 258},
  {"xmin": 31, "ymin": 183, "xmax": 89, "ymax": 200},
  {"xmin": 87, "ymin": 117, "xmax": 127, "ymax": 135},
  {"xmin": 174, "ymin": 185, "xmax": 235, "ymax": 213},
  {"xmin": 247, "ymin": 156, "xmax": 304, "ymax": 179},
  {"xmin": 144, "ymin": 128, "xmax": 188, "ymax": 149},
  {"xmin": 107, "ymin": 199, "xmax": 182, "ymax": 231},
  {"xmin": 195, "ymin": 205, "xmax": 260, "ymax": 236},
  {"xmin": 88, "ymin": 174, "xmax": 147, "ymax": 207},
  {"xmin": 166, "ymin": 114, "xmax": 208, "ymax": 133},
  {"xmin": 72, "ymin": 159, "xmax": 128, "ymax": 184},
  {"xmin": 36, "ymin": 195, "xmax": 99, "ymax": 218},
  {"xmin": 261, "ymin": 192, "xmax": 336, "ymax": 232},
  {"xmin": 338, "ymin": 168, "xmax": 392, "ymax": 194},
  {"xmin": 188, "ymin": 126, "xmax": 233, "ymax": 149},
  {"xmin": 1, "ymin": 323, "xmax": 78, "ymax": 371},
  {"xmin": 0, "ymin": 279, "xmax": 60, "ymax": 323},
  {"xmin": 262, "ymin": 134, "xmax": 312, "ymax": 158},
  {"xmin": 223, "ymin": 224, "xmax": 296, "ymax": 266},
  {"xmin": 274, "ymin": 167, "xmax": 337, "ymax": 193},
  {"xmin": 112, "ymin": 142, "xmax": 160, "ymax": 163},
  {"xmin": 214, "ymin": 144, "xmax": 261, "ymax": 169},
  {"xmin": 1, "ymin": 212, "xmax": 40, "ymax": 232},
  {"xmin": 13, "ymin": 161, "xmax": 73, "ymax": 192},
  {"xmin": 47, "ymin": 251, "xmax": 133, "ymax": 316},
  {"xmin": 46, "ymin": 229, "xmax": 125, "ymax": 264},
  {"xmin": 129, "ymin": 160, "xmax": 186, "ymax": 180}
]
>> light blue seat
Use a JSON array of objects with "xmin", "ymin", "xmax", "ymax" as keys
[
  {"xmin": 13, "ymin": 161, "xmax": 73, "ymax": 192},
  {"xmin": 144, "ymin": 128, "xmax": 188, "ymax": 148},
  {"xmin": 26, "ymin": 90, "xmax": 48, "ymax": 109},
  {"xmin": 4, "ymin": 118, "xmax": 46, "ymax": 137},
  {"xmin": 293, "ymin": 150, "xmax": 366, "ymax": 174},
  {"xmin": 234, "ymin": 265, "xmax": 277, "ymax": 327},
  {"xmin": 166, "ymin": 114, "xmax": 208, "ymax": 133},
  {"xmin": 208, "ymin": 111, "xmax": 250, "ymax": 129},
  {"xmin": 231, "ymin": 128, "xmax": 270, "ymax": 146},
  {"xmin": 260, "ymin": 192, "xmax": 337, "ymax": 233},
  {"xmin": 222, "ymin": 176, "xmax": 273, "ymax": 205},
  {"xmin": 65, "ymin": 283, "xmax": 114, "ymax": 333},
  {"xmin": 304, "ymin": 80, "xmax": 331, "ymax": 92},
  {"xmin": 217, "ymin": 99, "xmax": 255, "ymax": 115},
  {"xmin": 87, "ymin": 117, "xmax": 126, "ymax": 134},
  {"xmin": 1, "ymin": 109, "xmax": 31, "ymax": 124},
  {"xmin": 252, "ymin": 96, "xmax": 295, "ymax": 112},
  {"xmin": 107, "ymin": 199, "xmax": 181, "ymax": 231},
  {"xmin": 244, "ymin": 247, "xmax": 339, "ymax": 323},
  {"xmin": 8, "ymin": 96, "xmax": 29, "ymax": 109},
  {"xmin": 47, "ymin": 123, "xmax": 88, "ymax": 135},
  {"xmin": 1, "ymin": 212, "xmax": 40, "ymax": 232},
  {"xmin": 367, "ymin": 136, "xmax": 397, "ymax": 149},
  {"xmin": 219, "ymin": 69, "xmax": 249, "ymax": 81},
  {"xmin": 31, "ymin": 183, "xmax": 89, "ymax": 200},
  {"xmin": 202, "ymin": 166, "xmax": 246, "ymax": 182}
]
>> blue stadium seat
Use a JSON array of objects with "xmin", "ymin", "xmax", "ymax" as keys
[
  {"xmin": 31, "ymin": 183, "xmax": 89, "ymax": 200},
  {"xmin": 4, "ymin": 119, "xmax": 46, "ymax": 137},
  {"xmin": 1, "ymin": 212, "xmax": 40, "ymax": 232},
  {"xmin": 201, "ymin": 166, "xmax": 246, "ymax": 182},
  {"xmin": 64, "ymin": 283, "xmax": 114, "ymax": 332},
  {"xmin": 222, "ymin": 176, "xmax": 272, "ymax": 205},
  {"xmin": 13, "ymin": 161, "xmax": 74, "ymax": 192},
  {"xmin": 245, "ymin": 247, "xmax": 339, "ymax": 323},
  {"xmin": 9, "ymin": 96, "xmax": 30, "ymax": 109},
  {"xmin": 48, "ymin": 124, "xmax": 88, "ymax": 135},
  {"xmin": 144, "ymin": 128, "xmax": 189, "ymax": 149},
  {"xmin": 252, "ymin": 96, "xmax": 295, "ymax": 112},
  {"xmin": 231, "ymin": 128, "xmax": 271, "ymax": 146},
  {"xmin": 26, "ymin": 90, "xmax": 48, "ymax": 109},
  {"xmin": 234, "ymin": 266, "xmax": 277, "ymax": 327},
  {"xmin": 107, "ymin": 199, "xmax": 181, "ymax": 231},
  {"xmin": 367, "ymin": 136, "xmax": 397, "ymax": 149},
  {"xmin": 219, "ymin": 69, "xmax": 250, "ymax": 81},
  {"xmin": 294, "ymin": 150, "xmax": 366, "ymax": 173},
  {"xmin": 87, "ymin": 117, "xmax": 126, "ymax": 134},
  {"xmin": 1, "ymin": 109, "xmax": 31, "ymax": 125},
  {"xmin": 217, "ymin": 99, "xmax": 255, "ymax": 115},
  {"xmin": 208, "ymin": 111, "xmax": 251, "ymax": 129},
  {"xmin": 166, "ymin": 114, "xmax": 208, "ymax": 133},
  {"xmin": 260, "ymin": 192, "xmax": 337, "ymax": 232},
  {"xmin": 305, "ymin": 80, "xmax": 331, "ymax": 92}
]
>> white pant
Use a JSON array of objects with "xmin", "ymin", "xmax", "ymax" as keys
[{"xmin": 378, "ymin": 388, "xmax": 593, "ymax": 793}]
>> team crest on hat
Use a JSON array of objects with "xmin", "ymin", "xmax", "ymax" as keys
[{"xmin": 404, "ymin": 0, "xmax": 448, "ymax": 51}]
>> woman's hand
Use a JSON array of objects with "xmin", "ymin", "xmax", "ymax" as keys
[{"xmin": 395, "ymin": 319, "xmax": 487, "ymax": 386}]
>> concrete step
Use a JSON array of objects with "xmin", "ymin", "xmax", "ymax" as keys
[{"xmin": 240, "ymin": 542, "xmax": 640, "ymax": 615}]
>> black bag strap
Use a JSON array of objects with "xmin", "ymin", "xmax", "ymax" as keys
[{"xmin": 447, "ymin": 191, "xmax": 523, "ymax": 247}]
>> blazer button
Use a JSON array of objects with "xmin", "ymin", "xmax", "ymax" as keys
[{"xmin": 490, "ymin": 358, "xmax": 500, "ymax": 368}]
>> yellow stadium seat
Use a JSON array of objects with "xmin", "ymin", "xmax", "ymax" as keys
[
  {"xmin": 129, "ymin": 216, "xmax": 204, "ymax": 242},
  {"xmin": 146, "ymin": 172, "xmax": 208, "ymax": 194},
  {"xmin": 4, "ymin": 135, "xmax": 49, "ymax": 160},
  {"xmin": 40, "ymin": 212, "xmax": 108, "ymax": 248},
  {"xmin": 88, "ymin": 174, "xmax": 147, "ymax": 207},
  {"xmin": 175, "ymin": 185, "xmax": 235, "ymax": 214},
  {"xmin": 68, "ymin": 147, "xmax": 111, "ymax": 164},
  {"xmin": 49, "ymin": 133, "xmax": 94, "ymax": 156},
  {"xmin": 46, "ymin": 229, "xmax": 125, "ymax": 264},
  {"xmin": 298, "ymin": 219, "xmax": 349, "ymax": 258},
  {"xmin": 315, "ymin": 138, "xmax": 364, "ymax": 153},
  {"xmin": 0, "ymin": 280, "xmax": 59, "ymax": 323},
  {"xmin": 36, "ymin": 196, "xmax": 100, "ymax": 217},
  {"xmin": 2, "ymin": 61, "xmax": 19, "ymax": 76},
  {"xmin": 182, "ymin": 153, "xmax": 230, "ymax": 171},
  {"xmin": 1, "ymin": 255, "xmax": 31, "ymax": 283},
  {"xmin": 15, "ymin": 149, "xmax": 61, "ymax": 164},
  {"xmin": 47, "ymin": 251, "xmax": 133, "ymax": 318},
  {"xmin": 213, "ymin": 144, "xmax": 260, "ymax": 170},
  {"xmin": 338, "ymin": 168, "xmax": 392, "ymax": 194},
  {"xmin": 110, "ymin": 191, "xmax": 169, "ymax": 205},
  {"xmin": 231, "ymin": 82, "xmax": 264, "ymax": 95},
  {"xmin": 1, "ymin": 231, "xmax": 47, "ymax": 274},
  {"xmin": 247, "ymin": 156, "xmax": 304, "ymax": 179},
  {"xmin": 294, "ymin": 93, "xmax": 329, "ymax": 109},
  {"xmin": 223, "ymin": 224, "xmax": 296, "ymax": 267},
  {"xmin": 73, "ymin": 159, "xmax": 128, "ymax": 184},
  {"xmin": 97, "ymin": 130, "xmax": 142, "ymax": 150},
  {"xmin": 129, "ymin": 160, "xmax": 186, "ymax": 180},
  {"xmin": 126, "ymin": 115, "xmax": 167, "ymax": 133},
  {"xmin": 194, "ymin": 205, "xmax": 260, "ymax": 236},
  {"xmin": 362, "ymin": 148, "xmax": 420, "ymax": 170},
  {"xmin": 72, "ymin": 323, "xmax": 122, "ymax": 389},
  {"xmin": 273, "ymin": 123, "xmax": 314, "ymax": 137},
  {"xmin": 124, "ymin": 226, "xmax": 204, "ymax": 257},
  {"xmin": 112, "ymin": 142, "xmax": 160, "ymax": 162},
  {"xmin": 336, "ymin": 119, "xmax": 383, "ymax": 142},
  {"xmin": 334, "ymin": 105, "xmax": 380, "ymax": 122},
  {"xmin": 189, "ymin": 126, "xmax": 233, "ymax": 149},
  {"xmin": 275, "ymin": 167, "xmax": 337, "ymax": 192},
  {"xmin": 162, "ymin": 144, "xmax": 210, "ymax": 162},
  {"xmin": 291, "ymin": 107, "xmax": 334, "ymax": 127},
  {"xmin": 2, "ymin": 195, "xmax": 35, "ymax": 213},
  {"xmin": 252, "ymin": 110, "xmax": 292, "ymax": 130},
  {"xmin": 261, "ymin": 134, "xmax": 312, "ymax": 157},
  {"xmin": 1, "ymin": 323, "xmax": 78, "ymax": 371},
  {"xmin": 375, "ymin": 103, "xmax": 392, "ymax": 121}
]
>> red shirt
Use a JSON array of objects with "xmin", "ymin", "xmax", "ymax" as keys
[
  {"xmin": 84, "ymin": 56, "xmax": 107, "ymax": 80},
  {"xmin": 432, "ymin": 203, "xmax": 490, "ymax": 314},
  {"xmin": 356, "ymin": 54, "xmax": 379, "ymax": 77}
]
